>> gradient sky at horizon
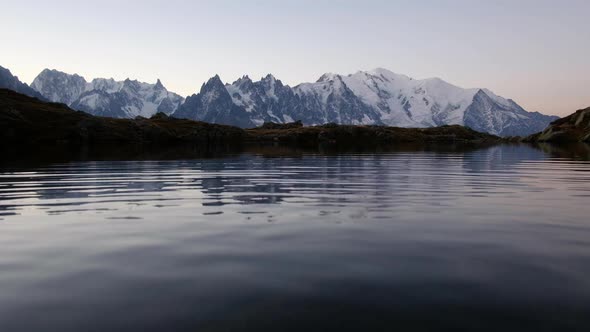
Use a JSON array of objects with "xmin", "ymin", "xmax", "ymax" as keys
[{"xmin": 2, "ymin": 0, "xmax": 588, "ymax": 116}]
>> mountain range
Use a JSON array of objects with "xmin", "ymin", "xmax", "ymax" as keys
[
  {"xmin": 30, "ymin": 69, "xmax": 184, "ymax": 118},
  {"xmin": 175, "ymin": 69, "xmax": 558, "ymax": 136},
  {"xmin": 1, "ymin": 65, "xmax": 559, "ymax": 136}
]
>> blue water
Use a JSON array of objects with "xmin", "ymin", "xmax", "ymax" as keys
[{"xmin": 1, "ymin": 144, "xmax": 589, "ymax": 331}]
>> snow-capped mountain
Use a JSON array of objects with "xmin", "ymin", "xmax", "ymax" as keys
[
  {"xmin": 174, "ymin": 75, "xmax": 255, "ymax": 128},
  {"xmin": 225, "ymin": 74, "xmax": 301, "ymax": 125},
  {"xmin": 0, "ymin": 65, "xmax": 46, "ymax": 100},
  {"xmin": 31, "ymin": 69, "xmax": 184, "ymax": 118},
  {"xmin": 173, "ymin": 68, "xmax": 557, "ymax": 136}
]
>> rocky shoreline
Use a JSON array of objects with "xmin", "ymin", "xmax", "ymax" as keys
[
  {"xmin": 245, "ymin": 121, "xmax": 502, "ymax": 147},
  {"xmin": 1, "ymin": 88, "xmax": 588, "ymax": 152}
]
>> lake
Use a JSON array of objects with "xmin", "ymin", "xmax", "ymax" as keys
[{"xmin": 1, "ymin": 144, "xmax": 589, "ymax": 331}]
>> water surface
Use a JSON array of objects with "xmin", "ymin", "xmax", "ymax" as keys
[{"xmin": 1, "ymin": 144, "xmax": 590, "ymax": 331}]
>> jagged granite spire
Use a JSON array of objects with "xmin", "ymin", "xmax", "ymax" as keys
[
  {"xmin": 154, "ymin": 79, "xmax": 165, "ymax": 90},
  {"xmin": 173, "ymin": 75, "xmax": 255, "ymax": 128}
]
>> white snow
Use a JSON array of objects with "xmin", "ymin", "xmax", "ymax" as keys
[
  {"xmin": 79, "ymin": 93, "xmax": 101, "ymax": 109},
  {"xmin": 339, "ymin": 69, "xmax": 479, "ymax": 127},
  {"xmin": 289, "ymin": 68, "xmax": 519, "ymax": 128},
  {"xmin": 266, "ymin": 78, "xmax": 277, "ymax": 100},
  {"xmin": 89, "ymin": 78, "xmax": 123, "ymax": 94},
  {"xmin": 295, "ymin": 75, "xmax": 347, "ymax": 107},
  {"xmin": 225, "ymin": 84, "xmax": 255, "ymax": 113}
]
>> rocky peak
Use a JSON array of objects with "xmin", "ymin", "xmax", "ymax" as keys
[
  {"xmin": 237, "ymin": 74, "xmax": 251, "ymax": 82},
  {"xmin": 40, "ymin": 68, "xmax": 84, "ymax": 79},
  {"xmin": 317, "ymin": 73, "xmax": 341, "ymax": 83},
  {"xmin": 231, "ymin": 75, "xmax": 254, "ymax": 90},
  {"xmin": 30, "ymin": 68, "xmax": 87, "ymax": 104},
  {"xmin": 262, "ymin": 74, "xmax": 276, "ymax": 82},
  {"xmin": 200, "ymin": 75, "xmax": 226, "ymax": 94},
  {"xmin": 122, "ymin": 78, "xmax": 141, "ymax": 94},
  {"xmin": 473, "ymin": 89, "xmax": 489, "ymax": 101},
  {"xmin": 154, "ymin": 79, "xmax": 165, "ymax": 90},
  {"xmin": 0, "ymin": 65, "xmax": 20, "ymax": 90},
  {"xmin": 261, "ymin": 74, "xmax": 283, "ymax": 90}
]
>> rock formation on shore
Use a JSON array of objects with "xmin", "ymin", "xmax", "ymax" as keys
[{"xmin": 525, "ymin": 107, "xmax": 590, "ymax": 143}]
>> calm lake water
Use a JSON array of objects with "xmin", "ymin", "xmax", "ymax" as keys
[{"xmin": 1, "ymin": 144, "xmax": 590, "ymax": 331}]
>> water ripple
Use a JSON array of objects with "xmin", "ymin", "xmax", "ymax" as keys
[{"xmin": 1, "ymin": 145, "xmax": 590, "ymax": 330}]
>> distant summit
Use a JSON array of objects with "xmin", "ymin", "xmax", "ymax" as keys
[
  {"xmin": 31, "ymin": 69, "xmax": 184, "ymax": 118},
  {"xmin": 174, "ymin": 74, "xmax": 255, "ymax": 128}
]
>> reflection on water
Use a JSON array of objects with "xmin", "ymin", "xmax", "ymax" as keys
[{"xmin": 0, "ymin": 144, "xmax": 590, "ymax": 331}]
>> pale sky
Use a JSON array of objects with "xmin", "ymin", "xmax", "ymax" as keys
[{"xmin": 2, "ymin": 0, "xmax": 589, "ymax": 116}]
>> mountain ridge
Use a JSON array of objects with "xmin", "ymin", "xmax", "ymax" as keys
[
  {"xmin": 31, "ymin": 69, "xmax": 184, "ymax": 118},
  {"xmin": 0, "ymin": 65, "xmax": 46, "ymax": 101}
]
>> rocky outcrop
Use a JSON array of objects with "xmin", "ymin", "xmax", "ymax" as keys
[
  {"xmin": 246, "ymin": 124, "xmax": 503, "ymax": 147},
  {"xmin": 525, "ymin": 107, "xmax": 590, "ymax": 143}
]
